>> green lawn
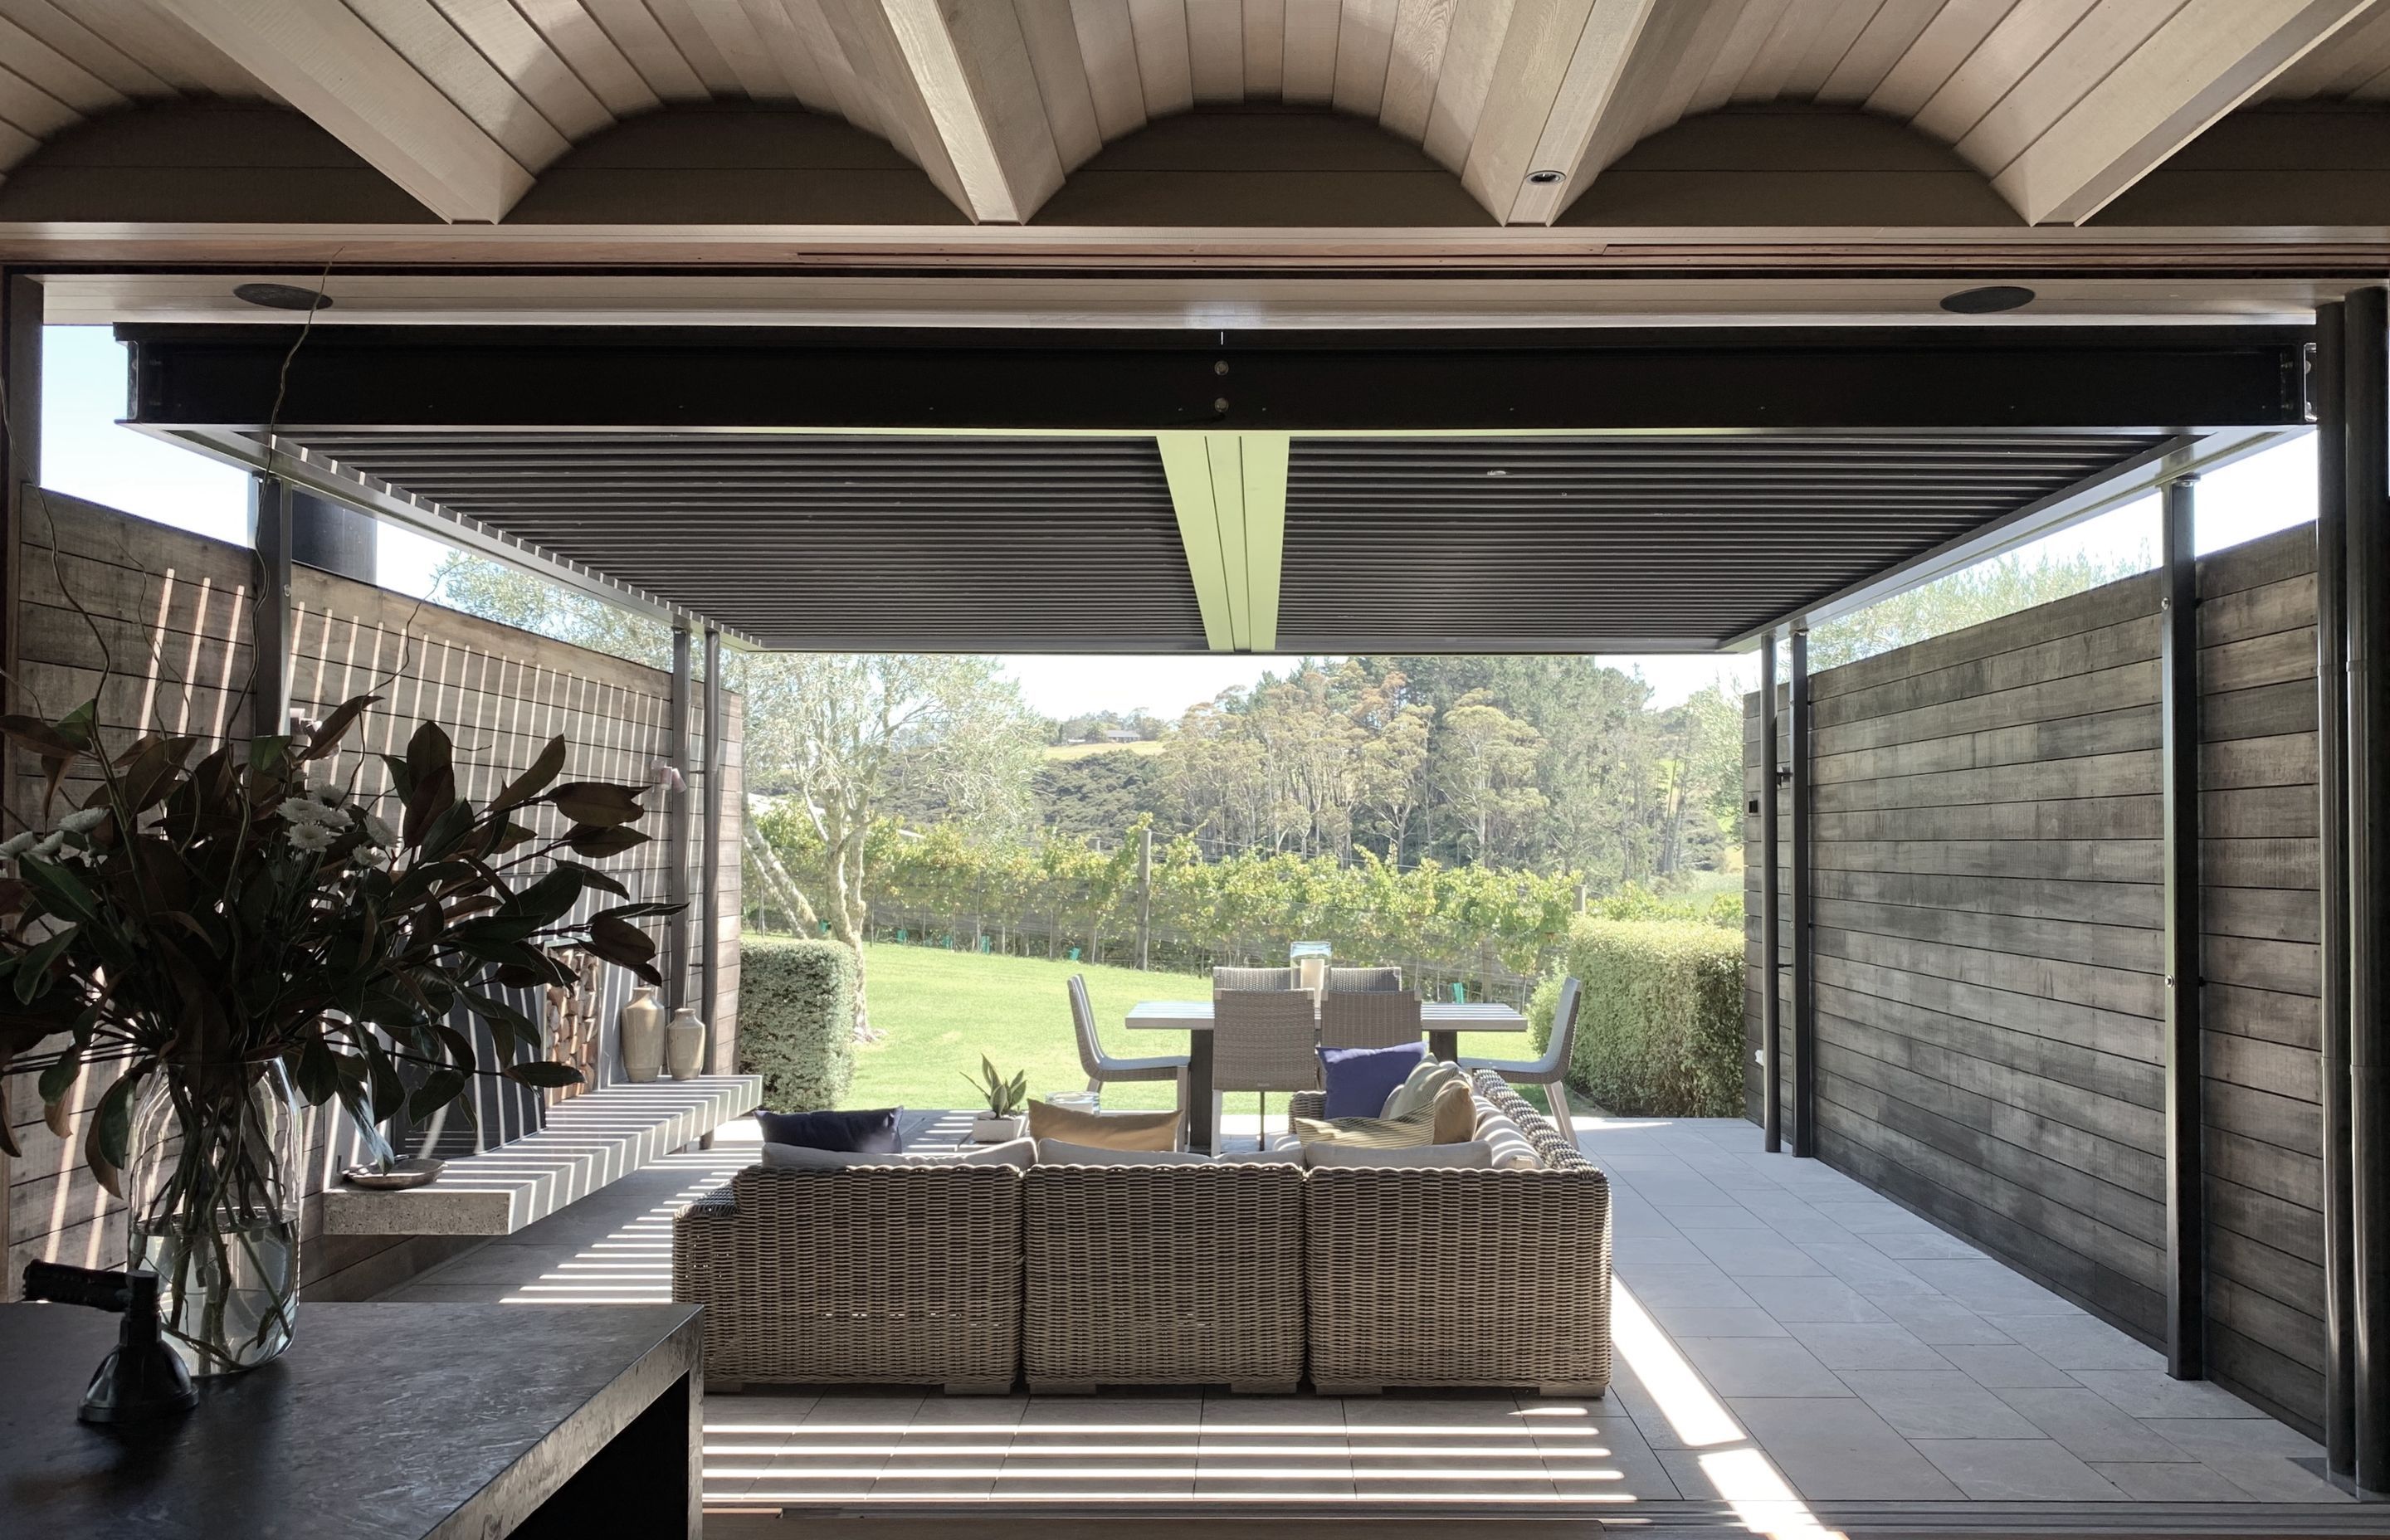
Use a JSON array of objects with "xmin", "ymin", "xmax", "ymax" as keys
[{"xmin": 844, "ymin": 940, "xmax": 1538, "ymax": 1115}]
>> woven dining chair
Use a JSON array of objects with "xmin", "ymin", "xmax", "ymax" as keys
[
  {"xmin": 1209, "ymin": 988, "xmax": 1320, "ymax": 1153},
  {"xmin": 1212, "ymin": 965, "xmax": 1296, "ymax": 992},
  {"xmin": 1460, "ymin": 975, "xmax": 1584, "ymax": 1152},
  {"xmin": 1068, "ymin": 973, "xmax": 1188, "ymax": 1109},
  {"xmin": 1324, "ymin": 966, "xmax": 1403, "ymax": 992},
  {"xmin": 1319, "ymin": 988, "xmax": 1422, "ymax": 1051}
]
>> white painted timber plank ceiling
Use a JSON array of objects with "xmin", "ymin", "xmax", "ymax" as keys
[{"xmin": 1, "ymin": 0, "xmax": 2387, "ymax": 225}]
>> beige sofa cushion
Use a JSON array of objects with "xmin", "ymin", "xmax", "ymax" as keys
[
  {"xmin": 1381, "ymin": 1060, "xmax": 1466, "ymax": 1120},
  {"xmin": 1294, "ymin": 1080, "xmax": 1473, "ymax": 1149},
  {"xmin": 761, "ymin": 1138, "xmax": 1035, "ymax": 1170},
  {"xmin": 1307, "ymin": 1139, "xmax": 1495, "ymax": 1169},
  {"xmin": 1036, "ymin": 1138, "xmax": 1213, "ymax": 1166},
  {"xmin": 1027, "ymin": 1099, "xmax": 1181, "ymax": 1151}
]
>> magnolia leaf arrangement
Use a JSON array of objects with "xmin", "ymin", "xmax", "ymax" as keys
[
  {"xmin": 961, "ymin": 1055, "xmax": 1029, "ymax": 1118},
  {"xmin": 0, "ymin": 692, "xmax": 672, "ymax": 1192}
]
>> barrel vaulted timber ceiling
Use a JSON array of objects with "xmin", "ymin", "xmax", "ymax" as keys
[{"xmin": 2, "ymin": 0, "xmax": 2388, "ymax": 231}]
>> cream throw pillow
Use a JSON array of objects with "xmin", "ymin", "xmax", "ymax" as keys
[
  {"xmin": 1027, "ymin": 1099, "xmax": 1181, "ymax": 1151},
  {"xmin": 1036, "ymin": 1138, "xmax": 1212, "ymax": 1166},
  {"xmin": 1295, "ymin": 1080, "xmax": 1474, "ymax": 1149},
  {"xmin": 1380, "ymin": 1060, "xmax": 1466, "ymax": 1121}
]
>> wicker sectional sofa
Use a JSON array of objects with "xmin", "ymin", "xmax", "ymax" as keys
[{"xmin": 672, "ymin": 1071, "xmax": 1609, "ymax": 1396}]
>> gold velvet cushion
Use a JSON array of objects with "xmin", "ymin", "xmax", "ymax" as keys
[
  {"xmin": 1026, "ymin": 1099, "xmax": 1182, "ymax": 1151},
  {"xmin": 1294, "ymin": 1080, "xmax": 1475, "ymax": 1149},
  {"xmin": 1380, "ymin": 1060, "xmax": 1467, "ymax": 1120}
]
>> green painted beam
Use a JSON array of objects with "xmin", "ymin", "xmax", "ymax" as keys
[
  {"xmin": 1158, "ymin": 431, "xmax": 1232, "ymax": 650},
  {"xmin": 1159, "ymin": 431, "xmax": 1289, "ymax": 653},
  {"xmin": 1240, "ymin": 433, "xmax": 1290, "ymax": 651}
]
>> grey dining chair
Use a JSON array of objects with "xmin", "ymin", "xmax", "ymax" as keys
[
  {"xmin": 1209, "ymin": 988, "xmax": 1320, "ymax": 1153},
  {"xmin": 1460, "ymin": 975, "xmax": 1583, "ymax": 1152},
  {"xmin": 1212, "ymin": 965, "xmax": 1296, "ymax": 992},
  {"xmin": 1068, "ymin": 973, "xmax": 1189, "ymax": 1111},
  {"xmin": 1319, "ymin": 988, "xmax": 1422, "ymax": 1052},
  {"xmin": 1324, "ymin": 966, "xmax": 1403, "ymax": 992}
]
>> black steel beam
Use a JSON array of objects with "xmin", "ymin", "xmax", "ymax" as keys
[
  {"xmin": 1760, "ymin": 632, "xmax": 1783, "ymax": 1154},
  {"xmin": 1790, "ymin": 625, "xmax": 1816, "ymax": 1161},
  {"xmin": 117, "ymin": 325, "xmax": 2310, "ymax": 434},
  {"xmin": 2318, "ymin": 301, "xmax": 2357, "ymax": 1488},
  {"xmin": 2159, "ymin": 470, "xmax": 2204, "ymax": 1382},
  {"xmin": 2, "ymin": 272, "xmax": 40, "ymax": 725},
  {"xmin": 699, "ymin": 626, "xmax": 722, "ymax": 1075},
  {"xmin": 250, "ymin": 475, "xmax": 292, "ymax": 737},
  {"xmin": 2346, "ymin": 283, "xmax": 2390, "ymax": 1500},
  {"xmin": 667, "ymin": 624, "xmax": 692, "ymax": 1015}
]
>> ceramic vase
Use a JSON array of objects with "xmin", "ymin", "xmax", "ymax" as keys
[
  {"xmin": 620, "ymin": 987, "xmax": 666, "ymax": 1083},
  {"xmin": 665, "ymin": 1006, "xmax": 705, "ymax": 1080}
]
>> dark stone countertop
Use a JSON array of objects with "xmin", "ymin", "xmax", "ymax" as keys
[{"xmin": 0, "ymin": 1301, "xmax": 700, "ymax": 1540}]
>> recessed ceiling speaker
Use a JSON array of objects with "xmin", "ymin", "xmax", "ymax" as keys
[
  {"xmin": 232, "ymin": 283, "xmax": 334, "ymax": 312},
  {"xmin": 1939, "ymin": 285, "xmax": 2036, "ymax": 314}
]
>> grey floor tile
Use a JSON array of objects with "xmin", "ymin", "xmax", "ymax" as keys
[
  {"xmin": 1725, "ymin": 1397, "xmax": 1966, "ymax": 1499},
  {"xmin": 1650, "ymin": 1305, "xmax": 1790, "ymax": 1338},
  {"xmin": 1783, "ymin": 1321, "xmax": 1955, "ymax": 1372},
  {"xmin": 1744, "ymin": 1274, "xmax": 1893, "ymax": 1323},
  {"xmin": 1991, "ymin": 1387, "xmax": 2193, "ymax": 1462},
  {"xmin": 2090, "ymin": 1461, "xmax": 2261, "ymax": 1501},
  {"xmin": 1806, "ymin": 1201, "xmax": 1935, "ymax": 1235},
  {"xmin": 1684, "ymin": 1229, "xmax": 1831, "ymax": 1276},
  {"xmin": 706, "ymin": 1392, "xmax": 819, "ymax": 1428},
  {"xmin": 1620, "ymin": 1173, "xmax": 1739, "ymax": 1207},
  {"xmin": 1676, "ymin": 1337, "xmax": 1853, "ymax": 1397},
  {"xmin": 2070, "ymin": 1370, "xmax": 2267, "ymax": 1419},
  {"xmin": 1795, "ymin": 1240, "xmax": 1939, "ymax": 1296},
  {"xmin": 1875, "ymin": 1296, "xmax": 2016, "ymax": 1346},
  {"xmin": 1201, "ymin": 1394, "xmax": 1344, "ymax": 1427},
  {"xmin": 1904, "ymin": 1259, "xmax": 2086, "ymax": 1316},
  {"xmin": 1616, "ymin": 1234, "xmax": 1710, "ymax": 1266},
  {"xmin": 2141, "ymin": 1416, "xmax": 2323, "ymax": 1457},
  {"xmin": 1860, "ymin": 1228, "xmax": 1993, "ymax": 1261},
  {"xmin": 906, "ymin": 1395, "xmax": 1028, "ymax": 1428},
  {"xmin": 1939, "ymin": 1344, "xmax": 2079, "ymax": 1388},
  {"xmin": 1663, "ymin": 1204, "xmax": 1777, "ymax": 1231},
  {"xmin": 1912, "ymin": 1438, "xmax": 2129, "ymax": 1501},
  {"xmin": 1836, "ymin": 1370, "xmax": 2044, "ymax": 1438},
  {"xmin": 1982, "ymin": 1312, "xmax": 2163, "ymax": 1370},
  {"xmin": 1614, "ymin": 1262, "xmax": 1761, "ymax": 1309}
]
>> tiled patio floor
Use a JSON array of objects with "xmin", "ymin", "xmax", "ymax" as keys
[{"xmin": 377, "ymin": 1113, "xmax": 2381, "ymax": 1533}]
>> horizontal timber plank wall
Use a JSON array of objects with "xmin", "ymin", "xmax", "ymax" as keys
[
  {"xmin": 1744, "ymin": 522, "xmax": 2324, "ymax": 1436},
  {"xmin": 4, "ymin": 490, "xmax": 742, "ymax": 1305}
]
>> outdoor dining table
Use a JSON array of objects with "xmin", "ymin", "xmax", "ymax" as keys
[{"xmin": 1125, "ymin": 998, "xmax": 1529, "ymax": 1153}]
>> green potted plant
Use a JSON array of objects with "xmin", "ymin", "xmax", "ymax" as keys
[
  {"xmin": 961, "ymin": 1055, "xmax": 1029, "ymax": 1143},
  {"xmin": 0, "ymin": 693, "xmax": 668, "ymax": 1377}
]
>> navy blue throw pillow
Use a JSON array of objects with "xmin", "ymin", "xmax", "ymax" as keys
[
  {"xmin": 755, "ymin": 1107, "xmax": 904, "ymax": 1153},
  {"xmin": 1319, "ymin": 1041, "xmax": 1427, "ymax": 1120}
]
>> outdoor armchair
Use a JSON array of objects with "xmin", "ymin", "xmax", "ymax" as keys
[
  {"xmin": 1324, "ymin": 966, "xmax": 1403, "ymax": 992},
  {"xmin": 1318, "ymin": 987, "xmax": 1422, "ymax": 1051},
  {"xmin": 1209, "ymin": 987, "xmax": 1321, "ymax": 1152},
  {"xmin": 1460, "ymin": 975, "xmax": 1583, "ymax": 1151},
  {"xmin": 1212, "ymin": 965, "xmax": 1297, "ymax": 991},
  {"xmin": 1068, "ymin": 972, "xmax": 1189, "ymax": 1110}
]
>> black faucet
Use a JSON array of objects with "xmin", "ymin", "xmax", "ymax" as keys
[{"xmin": 21, "ymin": 1261, "xmax": 199, "ymax": 1425}]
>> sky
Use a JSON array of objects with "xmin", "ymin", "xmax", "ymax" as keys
[{"xmin": 39, "ymin": 324, "xmax": 2318, "ymax": 719}]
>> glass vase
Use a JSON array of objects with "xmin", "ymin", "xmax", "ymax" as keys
[{"xmin": 124, "ymin": 1058, "xmax": 304, "ymax": 1376}]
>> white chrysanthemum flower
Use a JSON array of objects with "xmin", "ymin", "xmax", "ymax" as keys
[
  {"xmin": 58, "ymin": 808, "xmax": 107, "ymax": 834},
  {"xmin": 354, "ymin": 844, "xmax": 393, "ymax": 870},
  {"xmin": 276, "ymin": 797, "xmax": 339, "ymax": 827},
  {"xmin": 286, "ymin": 821, "xmax": 338, "ymax": 855},
  {"xmin": 32, "ymin": 832, "xmax": 66, "ymax": 859},
  {"xmin": 0, "ymin": 831, "xmax": 36, "ymax": 859},
  {"xmin": 355, "ymin": 810, "xmax": 398, "ymax": 847}
]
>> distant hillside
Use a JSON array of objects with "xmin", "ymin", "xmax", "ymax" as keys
[{"xmin": 1043, "ymin": 739, "xmax": 1167, "ymax": 761}]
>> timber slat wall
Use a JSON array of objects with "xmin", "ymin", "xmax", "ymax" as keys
[
  {"xmin": 4, "ymin": 492, "xmax": 742, "ymax": 1305},
  {"xmin": 1744, "ymin": 523, "xmax": 2325, "ymax": 1435}
]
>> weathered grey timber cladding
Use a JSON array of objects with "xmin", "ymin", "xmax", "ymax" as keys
[{"xmin": 1744, "ymin": 522, "xmax": 2326, "ymax": 1435}]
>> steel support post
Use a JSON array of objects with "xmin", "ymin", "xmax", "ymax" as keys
[
  {"xmin": 1760, "ymin": 631, "xmax": 1783, "ymax": 1153},
  {"xmin": 2, "ymin": 273, "xmax": 37, "ymax": 722},
  {"xmin": 699, "ymin": 626, "xmax": 722, "ymax": 1073},
  {"xmin": 2159, "ymin": 472, "xmax": 2205, "ymax": 1382},
  {"xmin": 2345, "ymin": 283, "xmax": 2390, "ymax": 1499},
  {"xmin": 2319, "ymin": 302, "xmax": 2358, "ymax": 1485},
  {"xmin": 251, "ymin": 475, "xmax": 292, "ymax": 737},
  {"xmin": 1789, "ymin": 626, "xmax": 1816, "ymax": 1159},
  {"xmin": 666, "ymin": 623, "xmax": 692, "ymax": 1013}
]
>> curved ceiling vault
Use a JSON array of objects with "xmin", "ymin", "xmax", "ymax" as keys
[{"xmin": 1, "ymin": 0, "xmax": 2388, "ymax": 230}]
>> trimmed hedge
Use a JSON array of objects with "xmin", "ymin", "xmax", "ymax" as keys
[
  {"xmin": 1528, "ymin": 918, "xmax": 1744, "ymax": 1118},
  {"xmin": 738, "ymin": 936, "xmax": 858, "ymax": 1110}
]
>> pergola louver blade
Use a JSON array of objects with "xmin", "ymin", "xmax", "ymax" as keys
[{"xmin": 1162, "ymin": 431, "xmax": 1291, "ymax": 653}]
